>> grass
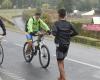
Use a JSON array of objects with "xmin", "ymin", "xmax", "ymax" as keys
[
  {"xmin": 0, "ymin": 9, "xmax": 26, "ymax": 31},
  {"xmin": 72, "ymin": 36, "xmax": 100, "ymax": 48},
  {"xmin": 67, "ymin": 17, "xmax": 92, "ymax": 24},
  {"xmin": 0, "ymin": 9, "xmax": 24, "ymax": 20}
]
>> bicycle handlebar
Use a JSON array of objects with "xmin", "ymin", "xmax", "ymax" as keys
[{"xmin": 34, "ymin": 32, "xmax": 49, "ymax": 36}]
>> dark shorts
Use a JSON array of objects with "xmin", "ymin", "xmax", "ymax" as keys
[{"xmin": 56, "ymin": 44, "xmax": 69, "ymax": 60}]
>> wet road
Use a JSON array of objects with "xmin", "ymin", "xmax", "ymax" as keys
[{"xmin": 0, "ymin": 30, "xmax": 100, "ymax": 80}]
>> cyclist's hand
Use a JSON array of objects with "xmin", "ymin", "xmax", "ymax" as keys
[
  {"xmin": 37, "ymin": 31, "xmax": 44, "ymax": 37},
  {"xmin": 2, "ymin": 32, "xmax": 6, "ymax": 36},
  {"xmin": 30, "ymin": 32, "xmax": 35, "ymax": 36},
  {"xmin": 37, "ymin": 31, "xmax": 42, "ymax": 35},
  {"xmin": 47, "ymin": 30, "xmax": 51, "ymax": 35}
]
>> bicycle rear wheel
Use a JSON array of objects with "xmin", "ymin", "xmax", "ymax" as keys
[
  {"xmin": 23, "ymin": 42, "xmax": 34, "ymax": 63},
  {"xmin": 39, "ymin": 45, "xmax": 50, "ymax": 68},
  {"xmin": 0, "ymin": 44, "xmax": 4, "ymax": 65}
]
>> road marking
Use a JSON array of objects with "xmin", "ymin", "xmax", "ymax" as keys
[
  {"xmin": 15, "ymin": 43, "xmax": 23, "ymax": 47},
  {"xmin": 3, "ymin": 39, "xmax": 7, "ymax": 42},
  {"xmin": 94, "ymin": 75, "xmax": 100, "ymax": 79},
  {"xmin": 0, "ymin": 77, "xmax": 2, "ymax": 80},
  {"xmin": 0, "ymin": 68, "xmax": 25, "ymax": 80},
  {"xmin": 67, "ymin": 58, "xmax": 100, "ymax": 70},
  {"xmin": 53, "ymin": 54, "xmax": 100, "ymax": 70}
]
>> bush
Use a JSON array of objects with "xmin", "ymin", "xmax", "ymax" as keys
[
  {"xmin": 72, "ymin": 36, "xmax": 100, "ymax": 48},
  {"xmin": 1, "ymin": 0, "xmax": 12, "ymax": 9},
  {"xmin": 72, "ymin": 22, "xmax": 100, "ymax": 39},
  {"xmin": 22, "ymin": 9, "xmax": 36, "ymax": 22}
]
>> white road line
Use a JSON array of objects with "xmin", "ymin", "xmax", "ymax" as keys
[
  {"xmin": 15, "ymin": 43, "xmax": 23, "ymax": 47},
  {"xmin": 53, "ymin": 54, "xmax": 100, "ymax": 70},
  {"xmin": 67, "ymin": 58, "xmax": 100, "ymax": 70},
  {"xmin": 0, "ymin": 77, "xmax": 3, "ymax": 80},
  {"xmin": 0, "ymin": 68, "xmax": 25, "ymax": 80},
  {"xmin": 15, "ymin": 43, "xmax": 100, "ymax": 70},
  {"xmin": 3, "ymin": 40, "xmax": 7, "ymax": 42}
]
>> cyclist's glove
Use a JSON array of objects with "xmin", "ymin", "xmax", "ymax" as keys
[
  {"xmin": 47, "ymin": 30, "xmax": 51, "ymax": 35},
  {"xmin": 30, "ymin": 32, "xmax": 35, "ymax": 36},
  {"xmin": 2, "ymin": 32, "xmax": 6, "ymax": 36}
]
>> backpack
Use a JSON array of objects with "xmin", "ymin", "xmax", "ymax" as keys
[
  {"xmin": 25, "ymin": 17, "xmax": 34, "ymax": 32},
  {"xmin": 25, "ymin": 17, "xmax": 41, "ymax": 32}
]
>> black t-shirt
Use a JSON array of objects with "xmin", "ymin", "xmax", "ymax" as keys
[{"xmin": 52, "ymin": 20, "xmax": 78, "ymax": 45}]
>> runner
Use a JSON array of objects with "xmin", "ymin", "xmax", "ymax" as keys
[{"xmin": 52, "ymin": 9, "xmax": 78, "ymax": 80}]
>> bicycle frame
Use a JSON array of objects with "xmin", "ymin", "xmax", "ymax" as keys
[
  {"xmin": 0, "ymin": 36, "xmax": 4, "ymax": 43},
  {"xmin": 32, "ymin": 35, "xmax": 45, "ymax": 50}
]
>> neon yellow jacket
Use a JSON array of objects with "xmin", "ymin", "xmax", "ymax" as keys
[{"xmin": 27, "ymin": 17, "xmax": 50, "ymax": 33}]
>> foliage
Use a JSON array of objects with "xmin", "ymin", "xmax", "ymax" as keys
[
  {"xmin": 72, "ymin": 22, "xmax": 100, "ymax": 39},
  {"xmin": 22, "ymin": 9, "xmax": 52, "ymax": 29},
  {"xmin": 57, "ymin": 0, "xmax": 73, "ymax": 13},
  {"xmin": 1, "ymin": 0, "xmax": 12, "ymax": 9}
]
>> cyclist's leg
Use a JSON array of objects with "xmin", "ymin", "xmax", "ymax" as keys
[{"xmin": 26, "ymin": 34, "xmax": 33, "ymax": 53}]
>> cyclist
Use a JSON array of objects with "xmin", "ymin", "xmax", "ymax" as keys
[
  {"xmin": 0, "ymin": 18, "xmax": 6, "ymax": 36},
  {"xmin": 25, "ymin": 12, "xmax": 51, "ymax": 54}
]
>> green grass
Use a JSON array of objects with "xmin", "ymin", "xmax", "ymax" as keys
[
  {"xmin": 0, "ymin": 9, "xmax": 26, "ymax": 31},
  {"xmin": 0, "ymin": 9, "xmax": 25, "ymax": 20},
  {"xmin": 68, "ymin": 17, "xmax": 92, "ymax": 24},
  {"xmin": 72, "ymin": 36, "xmax": 100, "ymax": 48}
]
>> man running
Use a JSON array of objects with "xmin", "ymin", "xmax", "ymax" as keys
[{"xmin": 52, "ymin": 9, "xmax": 78, "ymax": 80}]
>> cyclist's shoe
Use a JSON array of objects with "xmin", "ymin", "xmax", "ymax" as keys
[
  {"xmin": 47, "ymin": 30, "xmax": 51, "ymax": 35},
  {"xmin": 26, "ymin": 49, "xmax": 32, "ymax": 57},
  {"xmin": 32, "ymin": 46, "xmax": 38, "ymax": 55}
]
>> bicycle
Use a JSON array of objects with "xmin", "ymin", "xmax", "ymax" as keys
[
  {"xmin": 0, "ymin": 36, "xmax": 4, "ymax": 65},
  {"xmin": 23, "ymin": 33, "xmax": 50, "ymax": 68}
]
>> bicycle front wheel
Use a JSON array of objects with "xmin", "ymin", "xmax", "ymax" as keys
[
  {"xmin": 0, "ymin": 44, "xmax": 4, "ymax": 65},
  {"xmin": 23, "ymin": 42, "xmax": 34, "ymax": 63},
  {"xmin": 39, "ymin": 45, "xmax": 50, "ymax": 68}
]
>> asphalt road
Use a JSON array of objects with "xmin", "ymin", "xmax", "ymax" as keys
[{"xmin": 0, "ymin": 30, "xmax": 100, "ymax": 80}]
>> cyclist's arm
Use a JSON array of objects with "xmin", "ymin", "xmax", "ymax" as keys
[
  {"xmin": 27, "ymin": 18, "xmax": 33, "ymax": 33},
  {"xmin": 39, "ymin": 19, "xmax": 50, "ymax": 31},
  {"xmin": 0, "ymin": 19, "xmax": 6, "ymax": 35}
]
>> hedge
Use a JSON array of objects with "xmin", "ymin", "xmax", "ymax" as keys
[
  {"xmin": 72, "ymin": 36, "xmax": 100, "ymax": 48},
  {"xmin": 72, "ymin": 22, "xmax": 100, "ymax": 39}
]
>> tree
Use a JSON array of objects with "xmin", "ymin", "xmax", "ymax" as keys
[
  {"xmin": 97, "ymin": 0, "xmax": 100, "ymax": 9},
  {"xmin": 57, "ymin": 0, "xmax": 73, "ymax": 13},
  {"xmin": 0, "ymin": 0, "xmax": 3, "ymax": 5},
  {"xmin": 1, "ymin": 0, "xmax": 12, "ymax": 9}
]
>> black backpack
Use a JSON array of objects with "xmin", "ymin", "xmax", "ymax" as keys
[{"xmin": 25, "ymin": 17, "xmax": 41, "ymax": 32}]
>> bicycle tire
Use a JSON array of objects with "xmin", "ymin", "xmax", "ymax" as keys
[
  {"xmin": 23, "ymin": 42, "xmax": 34, "ymax": 63},
  {"xmin": 39, "ymin": 45, "xmax": 50, "ymax": 68},
  {"xmin": 0, "ymin": 44, "xmax": 4, "ymax": 65}
]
